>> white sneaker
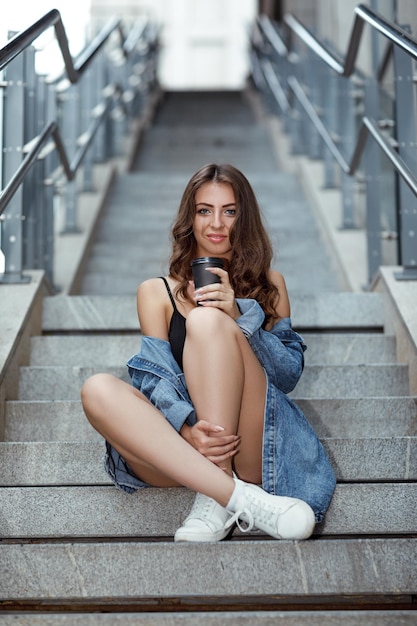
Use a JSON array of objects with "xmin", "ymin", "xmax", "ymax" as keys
[
  {"xmin": 174, "ymin": 492, "xmax": 234, "ymax": 542},
  {"xmin": 225, "ymin": 480, "xmax": 315, "ymax": 540}
]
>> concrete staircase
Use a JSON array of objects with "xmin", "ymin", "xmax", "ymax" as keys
[
  {"xmin": 1, "ymin": 91, "xmax": 416, "ymax": 621},
  {"xmin": 1, "ymin": 292, "xmax": 417, "ymax": 621}
]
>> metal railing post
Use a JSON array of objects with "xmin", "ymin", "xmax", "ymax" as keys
[
  {"xmin": 338, "ymin": 77, "xmax": 356, "ymax": 228},
  {"xmin": 0, "ymin": 49, "xmax": 30, "ymax": 283},
  {"xmin": 322, "ymin": 70, "xmax": 338, "ymax": 188},
  {"xmin": 363, "ymin": 76, "xmax": 383, "ymax": 283},
  {"xmin": 92, "ymin": 53, "xmax": 107, "ymax": 163},
  {"xmin": 393, "ymin": 28, "xmax": 417, "ymax": 279},
  {"xmin": 80, "ymin": 67, "xmax": 95, "ymax": 192},
  {"xmin": 307, "ymin": 54, "xmax": 322, "ymax": 160},
  {"xmin": 22, "ymin": 43, "xmax": 37, "ymax": 272},
  {"xmin": 60, "ymin": 83, "xmax": 80, "ymax": 233}
]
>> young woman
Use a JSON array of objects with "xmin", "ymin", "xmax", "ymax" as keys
[{"xmin": 81, "ymin": 163, "xmax": 336, "ymax": 542}]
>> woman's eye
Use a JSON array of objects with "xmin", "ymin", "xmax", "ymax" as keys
[
  {"xmin": 197, "ymin": 208, "xmax": 210, "ymax": 215},
  {"xmin": 225, "ymin": 209, "xmax": 236, "ymax": 216}
]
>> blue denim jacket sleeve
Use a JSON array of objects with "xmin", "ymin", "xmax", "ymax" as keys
[
  {"xmin": 235, "ymin": 298, "xmax": 306, "ymax": 394},
  {"xmin": 127, "ymin": 337, "xmax": 196, "ymax": 433}
]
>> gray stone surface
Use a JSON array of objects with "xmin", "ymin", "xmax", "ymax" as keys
[
  {"xmin": 29, "ymin": 333, "xmax": 396, "ymax": 367},
  {"xmin": 0, "ymin": 483, "xmax": 416, "ymax": 538},
  {"xmin": 42, "ymin": 295, "xmax": 138, "ymax": 331},
  {"xmin": 1, "ymin": 438, "xmax": 416, "ymax": 486},
  {"xmin": 30, "ymin": 334, "xmax": 141, "ymax": 366},
  {"xmin": 6, "ymin": 396, "xmax": 417, "ymax": 442},
  {"xmin": 291, "ymin": 364, "xmax": 409, "ymax": 398},
  {"xmin": 0, "ymin": 613, "xmax": 416, "ymax": 625},
  {"xmin": 41, "ymin": 293, "xmax": 386, "ymax": 332},
  {"xmin": 5, "ymin": 401, "xmax": 100, "ymax": 442},
  {"xmin": 17, "ymin": 366, "xmax": 130, "ymax": 401},
  {"xmin": 301, "ymin": 333, "xmax": 397, "ymax": 364},
  {"xmin": 296, "ymin": 397, "xmax": 417, "ymax": 437},
  {"xmin": 17, "ymin": 363, "xmax": 409, "ymax": 401},
  {"xmin": 1, "ymin": 538, "xmax": 416, "ymax": 599}
]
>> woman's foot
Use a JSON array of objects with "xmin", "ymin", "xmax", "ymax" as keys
[
  {"xmin": 174, "ymin": 492, "xmax": 234, "ymax": 542},
  {"xmin": 225, "ymin": 479, "xmax": 316, "ymax": 540}
]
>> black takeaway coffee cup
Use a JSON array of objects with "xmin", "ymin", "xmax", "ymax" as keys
[{"xmin": 191, "ymin": 257, "xmax": 224, "ymax": 302}]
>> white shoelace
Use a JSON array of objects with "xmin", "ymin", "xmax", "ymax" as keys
[
  {"xmin": 225, "ymin": 508, "xmax": 254, "ymax": 533},
  {"xmin": 225, "ymin": 490, "xmax": 297, "ymax": 534}
]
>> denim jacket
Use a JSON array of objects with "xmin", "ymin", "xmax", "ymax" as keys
[{"xmin": 105, "ymin": 298, "xmax": 336, "ymax": 523}]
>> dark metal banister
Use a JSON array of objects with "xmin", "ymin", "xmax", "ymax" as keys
[
  {"xmin": 0, "ymin": 9, "xmax": 124, "ymax": 83},
  {"xmin": 0, "ymin": 93, "xmax": 116, "ymax": 217},
  {"xmin": 282, "ymin": 3, "xmax": 417, "ymax": 77},
  {"xmin": 0, "ymin": 123, "xmax": 69, "ymax": 212},
  {"xmin": 287, "ymin": 74, "xmax": 417, "ymax": 200},
  {"xmin": 72, "ymin": 17, "xmax": 125, "ymax": 76},
  {"xmin": 283, "ymin": 14, "xmax": 345, "ymax": 74},
  {"xmin": 286, "ymin": 76, "xmax": 350, "ymax": 173},
  {"xmin": 0, "ymin": 10, "xmax": 152, "ymax": 219},
  {"xmin": 351, "ymin": 117, "xmax": 417, "ymax": 197}
]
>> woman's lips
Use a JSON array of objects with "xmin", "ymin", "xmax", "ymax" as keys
[{"xmin": 207, "ymin": 235, "xmax": 226, "ymax": 243}]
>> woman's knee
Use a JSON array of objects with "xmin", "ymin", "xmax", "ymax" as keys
[
  {"xmin": 186, "ymin": 307, "xmax": 236, "ymax": 338},
  {"xmin": 81, "ymin": 373, "xmax": 116, "ymax": 420}
]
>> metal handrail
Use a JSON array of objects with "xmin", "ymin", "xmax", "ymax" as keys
[
  {"xmin": 254, "ymin": 4, "xmax": 417, "ymax": 281},
  {"xmin": 282, "ymin": 3, "xmax": 417, "ymax": 77},
  {"xmin": 0, "ymin": 10, "xmax": 149, "ymax": 219},
  {"xmin": 261, "ymin": 5, "xmax": 417, "ymax": 194},
  {"xmin": 0, "ymin": 9, "xmax": 125, "ymax": 83},
  {"xmin": 286, "ymin": 73, "xmax": 417, "ymax": 202}
]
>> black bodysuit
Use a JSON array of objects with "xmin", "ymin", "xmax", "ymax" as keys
[{"xmin": 160, "ymin": 277, "xmax": 186, "ymax": 370}]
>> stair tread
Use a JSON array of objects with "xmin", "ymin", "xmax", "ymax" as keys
[
  {"xmin": 0, "ymin": 613, "xmax": 416, "ymax": 626},
  {"xmin": 0, "ymin": 483, "xmax": 416, "ymax": 538},
  {"xmin": 29, "ymin": 333, "xmax": 397, "ymax": 366},
  {"xmin": 18, "ymin": 363, "xmax": 410, "ymax": 401},
  {"xmin": 41, "ymin": 293, "xmax": 385, "ymax": 331},
  {"xmin": 1, "ymin": 538, "xmax": 415, "ymax": 599},
  {"xmin": 6, "ymin": 397, "xmax": 416, "ymax": 441},
  {"xmin": 2, "ymin": 437, "xmax": 415, "ymax": 485}
]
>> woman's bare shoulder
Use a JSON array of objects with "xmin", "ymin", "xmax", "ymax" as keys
[
  {"xmin": 137, "ymin": 277, "xmax": 171, "ymax": 338},
  {"xmin": 269, "ymin": 270, "xmax": 287, "ymax": 291},
  {"xmin": 268, "ymin": 270, "xmax": 290, "ymax": 319},
  {"xmin": 137, "ymin": 277, "xmax": 167, "ymax": 298}
]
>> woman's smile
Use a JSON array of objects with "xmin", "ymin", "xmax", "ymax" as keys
[{"xmin": 207, "ymin": 234, "xmax": 227, "ymax": 243}]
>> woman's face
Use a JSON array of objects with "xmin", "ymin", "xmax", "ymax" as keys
[{"xmin": 193, "ymin": 182, "xmax": 237, "ymax": 259}]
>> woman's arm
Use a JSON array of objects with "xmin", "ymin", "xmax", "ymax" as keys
[{"xmin": 137, "ymin": 278, "xmax": 171, "ymax": 339}]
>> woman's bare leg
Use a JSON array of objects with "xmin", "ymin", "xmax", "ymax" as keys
[
  {"xmin": 182, "ymin": 307, "xmax": 266, "ymax": 483},
  {"xmin": 81, "ymin": 373, "xmax": 235, "ymax": 506}
]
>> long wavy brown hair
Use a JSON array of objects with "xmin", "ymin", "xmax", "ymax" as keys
[{"xmin": 169, "ymin": 163, "xmax": 280, "ymax": 325}]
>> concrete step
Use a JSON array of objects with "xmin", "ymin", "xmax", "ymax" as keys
[
  {"xmin": 6, "ymin": 396, "xmax": 416, "ymax": 442},
  {"xmin": 291, "ymin": 363, "xmax": 409, "ymax": 398},
  {"xmin": 0, "ymin": 483, "xmax": 416, "ymax": 539},
  {"xmin": 2, "ymin": 437, "xmax": 415, "ymax": 486},
  {"xmin": 296, "ymin": 397, "xmax": 417, "ymax": 437},
  {"xmin": 17, "ymin": 363, "xmax": 409, "ymax": 401},
  {"xmin": 5, "ymin": 401, "xmax": 101, "ymax": 441},
  {"xmin": 1, "ymin": 538, "xmax": 415, "ymax": 601},
  {"xmin": 41, "ymin": 293, "xmax": 385, "ymax": 332},
  {"xmin": 0, "ymin": 613, "xmax": 416, "ymax": 626},
  {"xmin": 29, "ymin": 333, "xmax": 396, "ymax": 367},
  {"xmin": 30, "ymin": 335, "xmax": 141, "ymax": 366}
]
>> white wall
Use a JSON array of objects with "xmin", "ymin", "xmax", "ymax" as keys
[{"xmin": 90, "ymin": 0, "xmax": 257, "ymax": 90}]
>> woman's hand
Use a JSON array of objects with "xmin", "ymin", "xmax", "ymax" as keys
[
  {"xmin": 192, "ymin": 268, "xmax": 241, "ymax": 319},
  {"xmin": 180, "ymin": 420, "xmax": 240, "ymax": 466}
]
